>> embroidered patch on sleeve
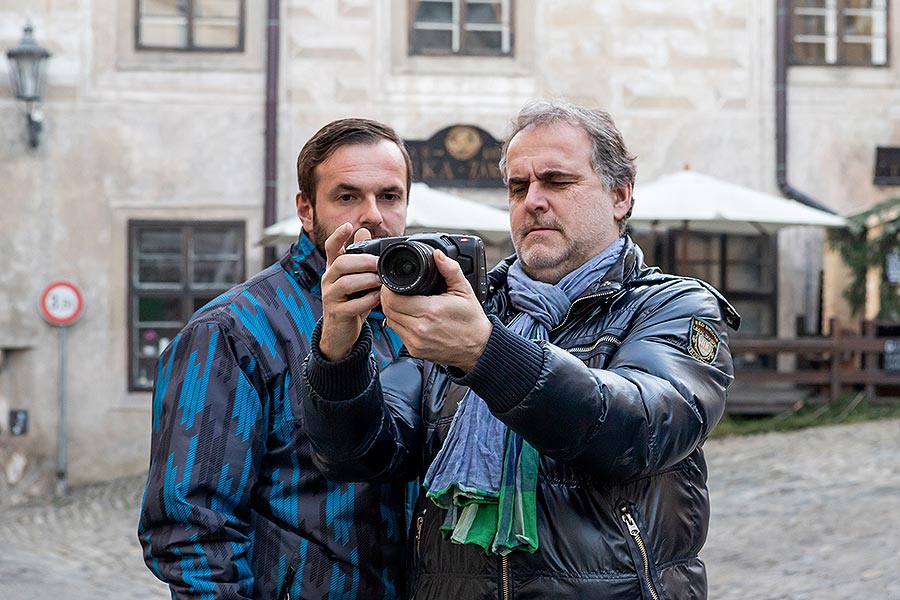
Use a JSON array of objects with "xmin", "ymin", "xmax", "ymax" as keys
[{"xmin": 688, "ymin": 316, "xmax": 721, "ymax": 364}]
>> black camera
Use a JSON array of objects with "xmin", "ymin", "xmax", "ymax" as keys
[{"xmin": 346, "ymin": 232, "xmax": 488, "ymax": 302}]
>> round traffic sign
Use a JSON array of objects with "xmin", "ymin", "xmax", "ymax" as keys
[{"xmin": 40, "ymin": 281, "xmax": 84, "ymax": 326}]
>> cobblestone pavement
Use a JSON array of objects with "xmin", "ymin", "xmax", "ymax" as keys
[
  {"xmin": 702, "ymin": 418, "xmax": 900, "ymax": 600},
  {"xmin": 0, "ymin": 419, "xmax": 897, "ymax": 600}
]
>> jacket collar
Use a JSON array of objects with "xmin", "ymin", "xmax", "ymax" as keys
[
  {"xmin": 487, "ymin": 236, "xmax": 641, "ymax": 302},
  {"xmin": 279, "ymin": 230, "xmax": 326, "ymax": 294},
  {"xmin": 487, "ymin": 236, "xmax": 741, "ymax": 331}
]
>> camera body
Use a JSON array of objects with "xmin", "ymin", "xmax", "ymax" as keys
[{"xmin": 346, "ymin": 232, "xmax": 488, "ymax": 302}]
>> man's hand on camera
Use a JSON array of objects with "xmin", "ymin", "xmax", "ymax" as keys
[
  {"xmin": 319, "ymin": 223, "xmax": 382, "ymax": 362},
  {"xmin": 381, "ymin": 250, "xmax": 492, "ymax": 372}
]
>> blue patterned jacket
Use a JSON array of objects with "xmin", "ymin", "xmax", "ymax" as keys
[{"xmin": 139, "ymin": 233, "xmax": 408, "ymax": 600}]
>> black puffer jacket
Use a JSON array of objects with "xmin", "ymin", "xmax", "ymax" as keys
[{"xmin": 302, "ymin": 237, "xmax": 740, "ymax": 599}]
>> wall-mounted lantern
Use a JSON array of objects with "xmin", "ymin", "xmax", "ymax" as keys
[{"xmin": 6, "ymin": 23, "xmax": 51, "ymax": 148}]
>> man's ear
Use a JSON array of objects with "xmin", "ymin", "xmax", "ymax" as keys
[
  {"xmin": 612, "ymin": 183, "xmax": 633, "ymax": 221},
  {"xmin": 296, "ymin": 192, "xmax": 314, "ymax": 232}
]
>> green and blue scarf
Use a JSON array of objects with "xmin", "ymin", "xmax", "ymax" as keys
[{"xmin": 423, "ymin": 237, "xmax": 625, "ymax": 556}]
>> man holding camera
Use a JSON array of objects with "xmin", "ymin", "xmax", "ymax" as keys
[
  {"xmin": 139, "ymin": 118, "xmax": 414, "ymax": 599},
  {"xmin": 302, "ymin": 100, "xmax": 740, "ymax": 599}
]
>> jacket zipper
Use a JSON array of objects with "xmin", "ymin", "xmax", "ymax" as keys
[
  {"xmin": 500, "ymin": 554, "xmax": 511, "ymax": 600},
  {"xmin": 566, "ymin": 333, "xmax": 621, "ymax": 354},
  {"xmin": 550, "ymin": 288, "xmax": 619, "ymax": 335},
  {"xmin": 416, "ymin": 507, "xmax": 426, "ymax": 556},
  {"xmin": 619, "ymin": 506, "xmax": 660, "ymax": 600},
  {"xmin": 278, "ymin": 564, "xmax": 297, "ymax": 600}
]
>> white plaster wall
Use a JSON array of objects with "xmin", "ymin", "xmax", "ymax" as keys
[
  {"xmin": 0, "ymin": 0, "xmax": 267, "ymax": 493},
  {"xmin": 1, "ymin": 0, "xmax": 897, "ymax": 491}
]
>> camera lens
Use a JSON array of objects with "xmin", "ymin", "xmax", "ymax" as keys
[{"xmin": 378, "ymin": 241, "xmax": 444, "ymax": 295}]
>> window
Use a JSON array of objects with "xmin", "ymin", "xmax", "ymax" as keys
[
  {"xmin": 633, "ymin": 230, "xmax": 778, "ymax": 338},
  {"xmin": 136, "ymin": 0, "xmax": 245, "ymax": 51},
  {"xmin": 409, "ymin": 0, "xmax": 513, "ymax": 56},
  {"xmin": 673, "ymin": 233, "xmax": 777, "ymax": 337},
  {"xmin": 790, "ymin": 0, "xmax": 888, "ymax": 66},
  {"xmin": 128, "ymin": 221, "xmax": 245, "ymax": 391}
]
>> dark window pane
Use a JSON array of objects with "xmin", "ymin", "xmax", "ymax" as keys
[
  {"xmin": 138, "ymin": 297, "xmax": 182, "ymax": 322},
  {"xmin": 726, "ymin": 236, "xmax": 774, "ymax": 292},
  {"xmin": 463, "ymin": 30, "xmax": 502, "ymax": 51},
  {"xmin": 727, "ymin": 264, "xmax": 775, "ymax": 293},
  {"xmin": 844, "ymin": 0, "xmax": 874, "ymax": 9},
  {"xmin": 412, "ymin": 29, "xmax": 453, "ymax": 52},
  {"xmin": 794, "ymin": 0, "xmax": 826, "ymax": 7},
  {"xmin": 731, "ymin": 301, "xmax": 775, "ymax": 337},
  {"xmin": 135, "ymin": 357, "xmax": 157, "ymax": 388},
  {"xmin": 137, "ymin": 326, "xmax": 180, "ymax": 358},
  {"xmin": 139, "ymin": 230, "xmax": 182, "ymax": 254},
  {"xmin": 726, "ymin": 236, "xmax": 765, "ymax": 261},
  {"xmin": 466, "ymin": 3, "xmax": 502, "ymax": 24},
  {"xmin": 415, "ymin": 1, "xmax": 454, "ymax": 23},
  {"xmin": 682, "ymin": 235, "xmax": 721, "ymax": 261},
  {"xmin": 138, "ymin": 258, "xmax": 183, "ymax": 285},
  {"xmin": 685, "ymin": 263, "xmax": 722, "ymax": 287},
  {"xmin": 194, "ymin": 229, "xmax": 242, "ymax": 256},
  {"xmin": 192, "ymin": 260, "xmax": 241, "ymax": 285}
]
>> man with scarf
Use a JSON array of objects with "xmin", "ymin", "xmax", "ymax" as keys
[{"xmin": 301, "ymin": 100, "xmax": 740, "ymax": 599}]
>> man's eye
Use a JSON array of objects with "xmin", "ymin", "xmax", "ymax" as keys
[
  {"xmin": 337, "ymin": 194, "xmax": 355, "ymax": 202},
  {"xmin": 380, "ymin": 193, "xmax": 401, "ymax": 202}
]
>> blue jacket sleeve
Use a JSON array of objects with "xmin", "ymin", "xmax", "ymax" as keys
[
  {"xmin": 138, "ymin": 321, "xmax": 267, "ymax": 599},
  {"xmin": 455, "ymin": 281, "xmax": 734, "ymax": 481}
]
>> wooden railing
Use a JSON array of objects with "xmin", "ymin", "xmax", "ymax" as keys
[{"xmin": 730, "ymin": 319, "xmax": 900, "ymax": 406}]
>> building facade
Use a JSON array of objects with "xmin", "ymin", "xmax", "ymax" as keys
[{"xmin": 1, "ymin": 0, "xmax": 898, "ymax": 497}]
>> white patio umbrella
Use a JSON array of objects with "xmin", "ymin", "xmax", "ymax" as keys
[
  {"xmin": 260, "ymin": 182, "xmax": 511, "ymax": 245},
  {"xmin": 630, "ymin": 170, "xmax": 846, "ymax": 235},
  {"xmin": 629, "ymin": 170, "xmax": 847, "ymax": 275}
]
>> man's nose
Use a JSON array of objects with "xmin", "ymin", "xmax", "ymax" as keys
[
  {"xmin": 358, "ymin": 196, "xmax": 384, "ymax": 227},
  {"xmin": 523, "ymin": 182, "xmax": 549, "ymax": 213}
]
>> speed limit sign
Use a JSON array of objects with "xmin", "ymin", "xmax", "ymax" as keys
[{"xmin": 40, "ymin": 281, "xmax": 84, "ymax": 327}]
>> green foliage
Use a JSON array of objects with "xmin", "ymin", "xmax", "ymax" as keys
[
  {"xmin": 711, "ymin": 393, "xmax": 900, "ymax": 437},
  {"xmin": 827, "ymin": 198, "xmax": 900, "ymax": 319}
]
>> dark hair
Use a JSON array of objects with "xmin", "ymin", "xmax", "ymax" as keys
[
  {"xmin": 499, "ymin": 100, "xmax": 637, "ymax": 233},
  {"xmin": 296, "ymin": 118, "xmax": 413, "ymax": 206}
]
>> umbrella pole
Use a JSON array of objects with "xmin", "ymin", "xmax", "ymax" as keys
[{"xmin": 679, "ymin": 220, "xmax": 689, "ymax": 275}]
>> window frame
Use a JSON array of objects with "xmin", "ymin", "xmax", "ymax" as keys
[
  {"xmin": 127, "ymin": 220, "xmax": 246, "ymax": 392},
  {"xmin": 789, "ymin": 0, "xmax": 889, "ymax": 67},
  {"xmin": 134, "ymin": 0, "xmax": 247, "ymax": 53},
  {"xmin": 408, "ymin": 0, "xmax": 514, "ymax": 57},
  {"xmin": 667, "ymin": 232, "xmax": 779, "ymax": 338}
]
